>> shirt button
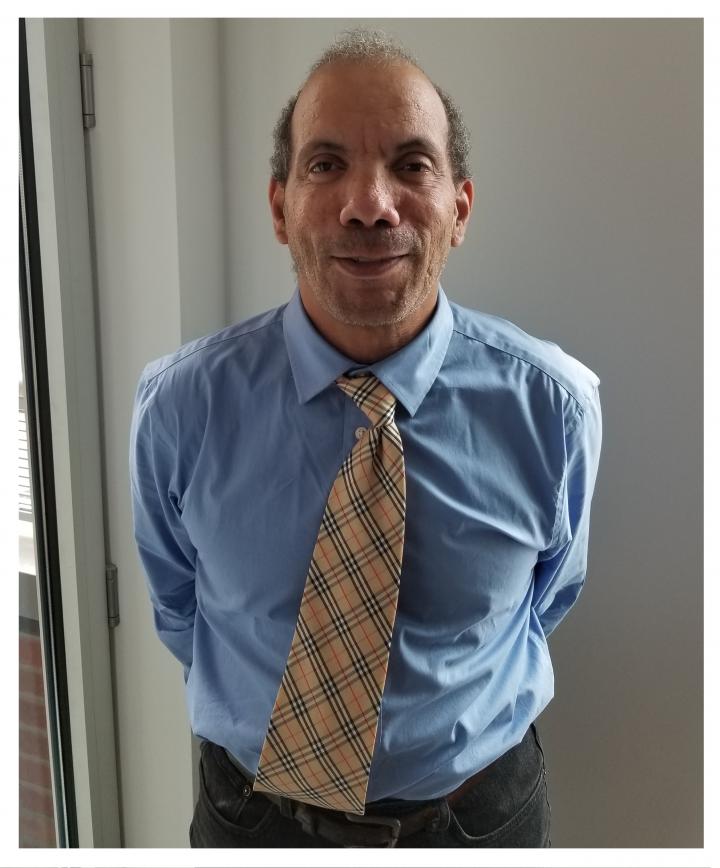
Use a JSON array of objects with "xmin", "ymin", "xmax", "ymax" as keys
[{"xmin": 355, "ymin": 427, "xmax": 367, "ymax": 440}]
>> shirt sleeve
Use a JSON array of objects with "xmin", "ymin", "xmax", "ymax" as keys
[
  {"xmin": 531, "ymin": 383, "xmax": 602, "ymax": 637},
  {"xmin": 129, "ymin": 369, "xmax": 197, "ymax": 676}
]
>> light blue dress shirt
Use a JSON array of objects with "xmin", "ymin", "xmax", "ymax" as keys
[{"xmin": 130, "ymin": 287, "xmax": 601, "ymax": 802}]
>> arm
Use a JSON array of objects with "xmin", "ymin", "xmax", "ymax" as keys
[
  {"xmin": 129, "ymin": 369, "xmax": 197, "ymax": 678},
  {"xmin": 531, "ymin": 383, "xmax": 602, "ymax": 637}
]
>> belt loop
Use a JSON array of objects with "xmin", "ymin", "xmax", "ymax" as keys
[
  {"xmin": 293, "ymin": 803, "xmax": 319, "ymax": 838},
  {"xmin": 279, "ymin": 796, "xmax": 295, "ymax": 820},
  {"xmin": 343, "ymin": 812, "xmax": 401, "ymax": 847},
  {"xmin": 435, "ymin": 799, "xmax": 451, "ymax": 832}
]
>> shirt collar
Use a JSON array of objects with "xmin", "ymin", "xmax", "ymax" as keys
[{"xmin": 283, "ymin": 286, "xmax": 454, "ymax": 417}]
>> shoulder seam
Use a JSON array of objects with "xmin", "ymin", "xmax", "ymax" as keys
[
  {"xmin": 144, "ymin": 318, "xmax": 282, "ymax": 386},
  {"xmin": 452, "ymin": 326, "xmax": 588, "ymax": 411}
]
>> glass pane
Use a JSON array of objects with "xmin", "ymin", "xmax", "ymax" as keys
[{"xmin": 18, "ymin": 351, "xmax": 58, "ymax": 848}]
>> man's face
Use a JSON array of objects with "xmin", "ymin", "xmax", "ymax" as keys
[{"xmin": 270, "ymin": 60, "xmax": 473, "ymax": 334}]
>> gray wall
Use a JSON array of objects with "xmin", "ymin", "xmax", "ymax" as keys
[{"xmin": 222, "ymin": 19, "xmax": 702, "ymax": 847}]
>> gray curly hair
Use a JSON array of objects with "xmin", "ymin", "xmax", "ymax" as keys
[{"xmin": 270, "ymin": 29, "xmax": 472, "ymax": 184}]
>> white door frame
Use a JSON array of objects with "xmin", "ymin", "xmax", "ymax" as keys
[
  {"xmin": 25, "ymin": 17, "xmax": 121, "ymax": 847},
  {"xmin": 75, "ymin": 17, "xmax": 226, "ymax": 847}
]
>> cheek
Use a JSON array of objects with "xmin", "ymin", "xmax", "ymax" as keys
[
  {"xmin": 423, "ymin": 212, "xmax": 455, "ymax": 249},
  {"xmin": 287, "ymin": 202, "xmax": 306, "ymax": 230},
  {"xmin": 286, "ymin": 205, "xmax": 309, "ymax": 244},
  {"xmin": 409, "ymin": 194, "xmax": 457, "ymax": 238},
  {"xmin": 289, "ymin": 201, "xmax": 329, "ymax": 241}
]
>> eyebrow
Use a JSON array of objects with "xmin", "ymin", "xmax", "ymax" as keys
[
  {"xmin": 296, "ymin": 136, "xmax": 443, "ymax": 164},
  {"xmin": 394, "ymin": 137, "xmax": 443, "ymax": 158},
  {"xmin": 297, "ymin": 140, "xmax": 347, "ymax": 162}
]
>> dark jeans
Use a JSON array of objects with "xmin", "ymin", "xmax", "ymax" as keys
[{"xmin": 190, "ymin": 723, "xmax": 551, "ymax": 848}]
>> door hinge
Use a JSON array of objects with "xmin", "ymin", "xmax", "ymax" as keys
[
  {"xmin": 105, "ymin": 563, "xmax": 119, "ymax": 627},
  {"xmin": 80, "ymin": 52, "xmax": 95, "ymax": 129}
]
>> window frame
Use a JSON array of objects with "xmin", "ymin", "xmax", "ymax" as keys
[{"xmin": 23, "ymin": 17, "xmax": 121, "ymax": 847}]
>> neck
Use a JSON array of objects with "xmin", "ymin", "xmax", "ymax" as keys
[
  {"xmin": 322, "ymin": 321, "xmax": 430, "ymax": 364},
  {"xmin": 299, "ymin": 286, "xmax": 438, "ymax": 364}
]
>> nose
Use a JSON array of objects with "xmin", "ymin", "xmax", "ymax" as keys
[{"xmin": 339, "ymin": 170, "xmax": 401, "ymax": 228}]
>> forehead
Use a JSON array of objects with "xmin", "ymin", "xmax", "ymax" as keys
[{"xmin": 291, "ymin": 60, "xmax": 448, "ymax": 153}]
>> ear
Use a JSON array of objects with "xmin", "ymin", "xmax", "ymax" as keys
[
  {"xmin": 450, "ymin": 179, "xmax": 474, "ymax": 247},
  {"xmin": 269, "ymin": 178, "xmax": 288, "ymax": 245}
]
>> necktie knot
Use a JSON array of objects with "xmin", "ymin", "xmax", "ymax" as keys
[{"xmin": 336, "ymin": 375, "xmax": 397, "ymax": 428}]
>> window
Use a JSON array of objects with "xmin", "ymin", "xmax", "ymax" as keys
[
  {"xmin": 19, "ymin": 361, "xmax": 57, "ymax": 847},
  {"xmin": 19, "ymin": 17, "xmax": 77, "ymax": 847}
]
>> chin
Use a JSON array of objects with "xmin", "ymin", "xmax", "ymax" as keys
[{"xmin": 322, "ymin": 286, "xmax": 409, "ymax": 327}]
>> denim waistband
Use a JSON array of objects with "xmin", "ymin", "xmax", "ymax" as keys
[
  {"xmin": 220, "ymin": 723, "xmax": 536, "ymax": 814},
  {"xmin": 220, "ymin": 748, "xmax": 446, "ymax": 813}
]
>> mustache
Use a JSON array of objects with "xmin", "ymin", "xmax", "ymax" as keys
[{"xmin": 321, "ymin": 228, "xmax": 422, "ymax": 258}]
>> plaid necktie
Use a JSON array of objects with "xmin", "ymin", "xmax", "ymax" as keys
[{"xmin": 254, "ymin": 375, "xmax": 405, "ymax": 815}]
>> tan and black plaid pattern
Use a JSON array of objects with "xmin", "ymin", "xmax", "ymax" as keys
[{"xmin": 254, "ymin": 375, "xmax": 405, "ymax": 815}]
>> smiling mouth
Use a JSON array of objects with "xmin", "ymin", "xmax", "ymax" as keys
[
  {"xmin": 331, "ymin": 254, "xmax": 408, "ymax": 277},
  {"xmin": 339, "ymin": 254, "xmax": 403, "ymax": 261}
]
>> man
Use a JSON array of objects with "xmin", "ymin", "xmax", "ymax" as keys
[{"xmin": 130, "ymin": 30, "xmax": 601, "ymax": 848}]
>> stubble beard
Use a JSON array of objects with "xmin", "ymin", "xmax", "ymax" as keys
[{"xmin": 289, "ymin": 235, "xmax": 451, "ymax": 328}]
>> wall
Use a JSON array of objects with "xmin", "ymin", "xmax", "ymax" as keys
[
  {"xmin": 222, "ymin": 19, "xmax": 702, "ymax": 847},
  {"xmin": 75, "ymin": 17, "xmax": 701, "ymax": 847}
]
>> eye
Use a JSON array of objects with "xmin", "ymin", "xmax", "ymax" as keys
[
  {"xmin": 309, "ymin": 160, "xmax": 339, "ymax": 174},
  {"xmin": 398, "ymin": 160, "xmax": 433, "ymax": 174}
]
